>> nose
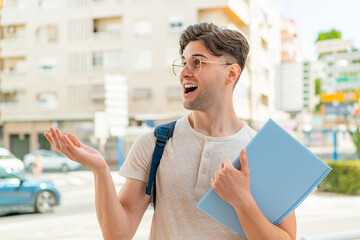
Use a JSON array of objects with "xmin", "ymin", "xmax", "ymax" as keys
[{"xmin": 181, "ymin": 63, "xmax": 193, "ymax": 78}]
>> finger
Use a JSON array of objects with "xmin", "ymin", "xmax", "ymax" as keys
[
  {"xmin": 211, "ymin": 177, "xmax": 216, "ymax": 188},
  {"xmin": 224, "ymin": 158, "xmax": 232, "ymax": 167},
  {"xmin": 50, "ymin": 128, "xmax": 60, "ymax": 149},
  {"xmin": 44, "ymin": 132, "xmax": 54, "ymax": 145},
  {"xmin": 55, "ymin": 129, "xmax": 72, "ymax": 156},
  {"xmin": 240, "ymin": 149, "xmax": 249, "ymax": 173},
  {"xmin": 67, "ymin": 133, "xmax": 81, "ymax": 148},
  {"xmin": 62, "ymin": 135, "xmax": 76, "ymax": 158}
]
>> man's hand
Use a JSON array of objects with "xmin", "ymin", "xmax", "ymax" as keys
[
  {"xmin": 211, "ymin": 149, "xmax": 253, "ymax": 207},
  {"xmin": 44, "ymin": 128, "xmax": 108, "ymax": 173}
]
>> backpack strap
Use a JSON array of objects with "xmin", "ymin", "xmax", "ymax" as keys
[{"xmin": 146, "ymin": 121, "xmax": 176, "ymax": 209}]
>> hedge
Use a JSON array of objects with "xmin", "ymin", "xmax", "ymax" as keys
[{"xmin": 317, "ymin": 160, "xmax": 360, "ymax": 195}]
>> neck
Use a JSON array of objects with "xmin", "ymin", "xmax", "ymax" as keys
[{"xmin": 188, "ymin": 98, "xmax": 245, "ymax": 137}]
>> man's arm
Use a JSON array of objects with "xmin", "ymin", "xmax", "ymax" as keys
[
  {"xmin": 94, "ymin": 167, "xmax": 151, "ymax": 240},
  {"xmin": 44, "ymin": 128, "xmax": 151, "ymax": 240},
  {"xmin": 211, "ymin": 149, "xmax": 296, "ymax": 240}
]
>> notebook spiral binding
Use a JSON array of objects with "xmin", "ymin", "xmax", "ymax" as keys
[{"xmin": 273, "ymin": 167, "xmax": 332, "ymax": 225}]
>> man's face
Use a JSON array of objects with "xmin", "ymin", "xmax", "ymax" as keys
[{"xmin": 179, "ymin": 41, "xmax": 227, "ymax": 111}]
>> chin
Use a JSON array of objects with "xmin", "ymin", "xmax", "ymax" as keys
[{"xmin": 183, "ymin": 101, "xmax": 205, "ymax": 111}]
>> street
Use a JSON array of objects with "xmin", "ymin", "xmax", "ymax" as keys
[{"xmin": 0, "ymin": 171, "xmax": 359, "ymax": 240}]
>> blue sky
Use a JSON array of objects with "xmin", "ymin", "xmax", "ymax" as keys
[{"xmin": 270, "ymin": 0, "xmax": 360, "ymax": 60}]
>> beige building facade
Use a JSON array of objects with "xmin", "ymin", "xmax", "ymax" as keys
[{"xmin": 0, "ymin": 0, "xmax": 282, "ymax": 160}]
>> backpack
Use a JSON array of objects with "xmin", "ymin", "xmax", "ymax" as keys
[{"xmin": 145, "ymin": 121, "xmax": 176, "ymax": 209}]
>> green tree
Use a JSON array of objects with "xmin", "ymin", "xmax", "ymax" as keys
[
  {"xmin": 316, "ymin": 29, "xmax": 342, "ymax": 42},
  {"xmin": 349, "ymin": 130, "xmax": 360, "ymax": 158},
  {"xmin": 315, "ymin": 78, "xmax": 321, "ymax": 95}
]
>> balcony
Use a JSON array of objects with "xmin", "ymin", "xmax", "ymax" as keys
[
  {"xmin": 0, "ymin": 88, "xmax": 25, "ymax": 111},
  {"xmin": 0, "ymin": 38, "xmax": 26, "ymax": 57},
  {"xmin": 92, "ymin": 0, "xmax": 122, "ymax": 4},
  {"xmin": 0, "ymin": 2, "xmax": 27, "ymax": 25},
  {"xmin": 0, "ymin": 102, "xmax": 24, "ymax": 110},
  {"xmin": 93, "ymin": 30, "xmax": 122, "ymax": 40},
  {"xmin": 198, "ymin": 0, "xmax": 249, "ymax": 26},
  {"xmin": 0, "ymin": 82, "xmax": 26, "ymax": 104},
  {"xmin": 90, "ymin": 0, "xmax": 123, "ymax": 18}
]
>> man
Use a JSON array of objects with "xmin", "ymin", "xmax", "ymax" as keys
[{"xmin": 45, "ymin": 22, "xmax": 296, "ymax": 239}]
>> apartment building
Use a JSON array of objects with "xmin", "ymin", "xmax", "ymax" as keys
[
  {"xmin": 275, "ymin": 61, "xmax": 319, "ymax": 114},
  {"xmin": 0, "ymin": 0, "xmax": 282, "ymax": 160},
  {"xmin": 320, "ymin": 51, "xmax": 360, "ymax": 93}
]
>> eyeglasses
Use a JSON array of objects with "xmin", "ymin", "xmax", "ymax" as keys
[{"xmin": 172, "ymin": 57, "xmax": 234, "ymax": 76}]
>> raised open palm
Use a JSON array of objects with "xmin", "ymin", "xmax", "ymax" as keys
[{"xmin": 44, "ymin": 128, "xmax": 108, "ymax": 172}]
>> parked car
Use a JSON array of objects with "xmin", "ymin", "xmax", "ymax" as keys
[
  {"xmin": 24, "ymin": 150, "xmax": 81, "ymax": 172},
  {"xmin": 0, "ymin": 168, "xmax": 61, "ymax": 215},
  {"xmin": 0, "ymin": 148, "xmax": 25, "ymax": 173}
]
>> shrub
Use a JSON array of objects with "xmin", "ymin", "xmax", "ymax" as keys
[{"xmin": 317, "ymin": 160, "xmax": 360, "ymax": 195}]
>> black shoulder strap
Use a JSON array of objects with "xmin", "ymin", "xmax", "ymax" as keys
[{"xmin": 145, "ymin": 121, "xmax": 176, "ymax": 209}]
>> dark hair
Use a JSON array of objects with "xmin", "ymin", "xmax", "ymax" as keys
[{"xmin": 179, "ymin": 22, "xmax": 249, "ymax": 85}]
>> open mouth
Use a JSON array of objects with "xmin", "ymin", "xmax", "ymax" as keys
[{"xmin": 184, "ymin": 84, "xmax": 198, "ymax": 94}]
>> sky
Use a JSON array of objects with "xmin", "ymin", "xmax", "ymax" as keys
[{"xmin": 270, "ymin": 0, "xmax": 360, "ymax": 60}]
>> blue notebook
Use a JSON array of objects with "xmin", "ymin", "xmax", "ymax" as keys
[{"xmin": 197, "ymin": 118, "xmax": 331, "ymax": 238}]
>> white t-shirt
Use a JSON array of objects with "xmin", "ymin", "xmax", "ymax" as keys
[{"xmin": 119, "ymin": 115, "xmax": 257, "ymax": 240}]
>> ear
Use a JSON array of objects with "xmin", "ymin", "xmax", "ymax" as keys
[{"xmin": 225, "ymin": 64, "xmax": 241, "ymax": 86}]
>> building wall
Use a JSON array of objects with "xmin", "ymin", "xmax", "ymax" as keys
[{"xmin": 0, "ymin": 0, "xmax": 283, "ymax": 157}]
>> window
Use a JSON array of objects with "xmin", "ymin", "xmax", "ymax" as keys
[
  {"xmin": 132, "ymin": 88, "xmax": 152, "ymax": 106},
  {"xmin": 4, "ymin": 58, "xmax": 26, "ymax": 75},
  {"xmin": 167, "ymin": 87, "xmax": 182, "ymax": 103},
  {"xmin": 259, "ymin": 9, "xmax": 268, "ymax": 24},
  {"xmin": 132, "ymin": 50, "xmax": 152, "ymax": 71},
  {"xmin": 2, "ymin": 0, "xmax": 26, "ymax": 11},
  {"xmin": 2, "ymin": 91, "xmax": 18, "ymax": 103},
  {"xmin": 91, "ymin": 85, "xmax": 105, "ymax": 106},
  {"xmin": 92, "ymin": 0, "xmax": 121, "ymax": 4},
  {"xmin": 336, "ymin": 59, "xmax": 348, "ymax": 67},
  {"xmin": 134, "ymin": 19, "xmax": 151, "ymax": 36},
  {"xmin": 36, "ymin": 25, "xmax": 58, "ymax": 43},
  {"xmin": 38, "ymin": 0, "xmax": 58, "ymax": 10},
  {"xmin": 260, "ymin": 94, "xmax": 268, "ymax": 106},
  {"xmin": 168, "ymin": 16, "xmax": 184, "ymax": 33},
  {"xmin": 3, "ymin": 25, "xmax": 26, "ymax": 39},
  {"xmin": 0, "ymin": 90, "xmax": 25, "ymax": 109},
  {"xmin": 38, "ymin": 58, "xmax": 57, "ymax": 74},
  {"xmin": 37, "ymin": 92, "xmax": 58, "ymax": 109},
  {"xmin": 93, "ymin": 16, "xmax": 122, "ymax": 39},
  {"xmin": 92, "ymin": 50, "xmax": 122, "ymax": 69},
  {"xmin": 261, "ymin": 38, "xmax": 267, "ymax": 51}
]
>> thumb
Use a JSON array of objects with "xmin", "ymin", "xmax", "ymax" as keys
[{"xmin": 240, "ymin": 149, "xmax": 249, "ymax": 173}]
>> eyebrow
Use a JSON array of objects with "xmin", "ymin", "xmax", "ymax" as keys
[{"xmin": 181, "ymin": 54, "xmax": 208, "ymax": 59}]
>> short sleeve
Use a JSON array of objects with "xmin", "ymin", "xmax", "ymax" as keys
[{"xmin": 119, "ymin": 131, "xmax": 156, "ymax": 182}]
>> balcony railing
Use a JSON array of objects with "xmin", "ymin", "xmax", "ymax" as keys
[
  {"xmin": 93, "ymin": 30, "xmax": 122, "ymax": 40},
  {"xmin": 0, "ymin": 71, "xmax": 26, "ymax": 78},
  {"xmin": 92, "ymin": 0, "xmax": 122, "ymax": 4},
  {"xmin": 0, "ymin": 102, "xmax": 23, "ymax": 110}
]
